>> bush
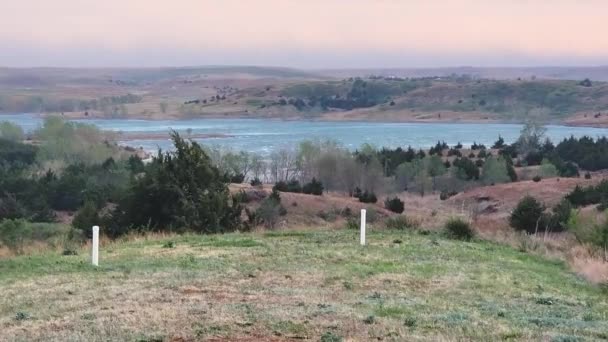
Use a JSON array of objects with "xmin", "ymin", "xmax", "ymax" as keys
[
  {"xmin": 0, "ymin": 219, "xmax": 29, "ymax": 254},
  {"xmin": 440, "ymin": 190, "xmax": 458, "ymax": 200},
  {"xmin": 107, "ymin": 132, "xmax": 242, "ymax": 237},
  {"xmin": 302, "ymin": 178, "xmax": 323, "ymax": 195},
  {"xmin": 359, "ymin": 191, "xmax": 378, "ymax": 203},
  {"xmin": 229, "ymin": 173, "xmax": 245, "ymax": 183},
  {"xmin": 257, "ymin": 197, "xmax": 285, "ymax": 229},
  {"xmin": 273, "ymin": 181, "xmax": 288, "ymax": 192},
  {"xmin": 72, "ymin": 202, "xmax": 100, "ymax": 238},
  {"xmin": 345, "ymin": 217, "xmax": 358, "ymax": 230},
  {"xmin": 584, "ymin": 172, "xmax": 591, "ymax": 179},
  {"xmin": 532, "ymin": 175, "xmax": 542, "ymax": 182},
  {"xmin": 444, "ymin": 218, "xmax": 475, "ymax": 241},
  {"xmin": 385, "ymin": 215, "xmax": 417, "ymax": 230},
  {"xmin": 250, "ymin": 178, "xmax": 262, "ymax": 186},
  {"xmin": 269, "ymin": 188, "xmax": 281, "ymax": 202},
  {"xmin": 567, "ymin": 211, "xmax": 608, "ymax": 255},
  {"xmin": 286, "ymin": 179, "xmax": 302, "ymax": 193},
  {"xmin": 510, "ymin": 196, "xmax": 546, "ymax": 234},
  {"xmin": 384, "ymin": 197, "xmax": 404, "ymax": 214},
  {"xmin": 547, "ymin": 199, "xmax": 572, "ymax": 232}
]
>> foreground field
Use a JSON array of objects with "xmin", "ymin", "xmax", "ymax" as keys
[{"xmin": 1, "ymin": 229, "xmax": 607, "ymax": 341}]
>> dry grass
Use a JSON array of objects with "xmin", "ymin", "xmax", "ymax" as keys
[{"xmin": 2, "ymin": 229, "xmax": 608, "ymax": 341}]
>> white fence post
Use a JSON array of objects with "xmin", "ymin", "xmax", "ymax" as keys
[
  {"xmin": 92, "ymin": 226, "xmax": 99, "ymax": 266},
  {"xmin": 360, "ymin": 209, "xmax": 366, "ymax": 246}
]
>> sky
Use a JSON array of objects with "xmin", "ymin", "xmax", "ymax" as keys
[{"xmin": 1, "ymin": 0, "xmax": 607, "ymax": 69}]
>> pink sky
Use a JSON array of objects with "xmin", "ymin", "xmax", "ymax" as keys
[{"xmin": 1, "ymin": 0, "xmax": 607, "ymax": 68}]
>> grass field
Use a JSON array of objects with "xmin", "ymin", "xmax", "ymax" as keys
[{"xmin": 1, "ymin": 229, "xmax": 607, "ymax": 341}]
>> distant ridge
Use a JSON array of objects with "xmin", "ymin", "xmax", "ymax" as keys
[{"xmin": 315, "ymin": 66, "xmax": 608, "ymax": 81}]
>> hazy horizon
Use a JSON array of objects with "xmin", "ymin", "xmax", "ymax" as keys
[{"xmin": 2, "ymin": 0, "xmax": 608, "ymax": 68}]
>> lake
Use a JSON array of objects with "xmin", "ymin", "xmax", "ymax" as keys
[{"xmin": 3, "ymin": 113, "xmax": 608, "ymax": 154}]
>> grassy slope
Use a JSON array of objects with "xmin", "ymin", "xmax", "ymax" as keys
[{"xmin": 1, "ymin": 229, "xmax": 607, "ymax": 341}]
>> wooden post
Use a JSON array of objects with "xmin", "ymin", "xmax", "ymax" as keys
[
  {"xmin": 92, "ymin": 226, "xmax": 99, "ymax": 266},
  {"xmin": 360, "ymin": 209, "xmax": 366, "ymax": 246}
]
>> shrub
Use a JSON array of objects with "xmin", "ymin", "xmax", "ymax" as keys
[
  {"xmin": 302, "ymin": 178, "xmax": 323, "ymax": 195},
  {"xmin": 286, "ymin": 179, "xmax": 302, "ymax": 193},
  {"xmin": 584, "ymin": 172, "xmax": 591, "ymax": 180},
  {"xmin": 384, "ymin": 197, "xmax": 405, "ymax": 214},
  {"xmin": 359, "ymin": 191, "xmax": 378, "ymax": 203},
  {"xmin": 320, "ymin": 331, "xmax": 343, "ymax": 342},
  {"xmin": 257, "ymin": 197, "xmax": 285, "ymax": 229},
  {"xmin": 0, "ymin": 219, "xmax": 29, "ymax": 254},
  {"xmin": 269, "ymin": 188, "xmax": 281, "ymax": 202},
  {"xmin": 72, "ymin": 202, "xmax": 100, "ymax": 238},
  {"xmin": 317, "ymin": 210, "xmax": 337, "ymax": 222},
  {"xmin": 567, "ymin": 211, "xmax": 608, "ymax": 257},
  {"xmin": 385, "ymin": 215, "xmax": 417, "ymax": 230},
  {"xmin": 444, "ymin": 218, "xmax": 475, "ymax": 241},
  {"xmin": 106, "ymin": 132, "xmax": 242, "ymax": 237},
  {"xmin": 440, "ymin": 190, "xmax": 458, "ymax": 200},
  {"xmin": 366, "ymin": 207, "xmax": 378, "ymax": 223},
  {"xmin": 452, "ymin": 157, "xmax": 480, "ymax": 180},
  {"xmin": 532, "ymin": 175, "xmax": 542, "ymax": 182},
  {"xmin": 229, "ymin": 173, "xmax": 245, "ymax": 183},
  {"xmin": 273, "ymin": 181, "xmax": 288, "ymax": 192},
  {"xmin": 547, "ymin": 199, "xmax": 572, "ymax": 232},
  {"xmin": 510, "ymin": 196, "xmax": 546, "ymax": 234},
  {"xmin": 345, "ymin": 217, "xmax": 358, "ymax": 230},
  {"xmin": 250, "ymin": 178, "xmax": 262, "ymax": 186}
]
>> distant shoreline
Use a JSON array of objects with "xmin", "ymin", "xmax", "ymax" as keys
[{"xmin": 3, "ymin": 112, "xmax": 608, "ymax": 130}]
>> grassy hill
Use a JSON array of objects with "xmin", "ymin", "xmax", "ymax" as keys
[
  {"xmin": 2, "ymin": 67, "xmax": 608, "ymax": 124},
  {"xmin": 1, "ymin": 229, "xmax": 607, "ymax": 341}
]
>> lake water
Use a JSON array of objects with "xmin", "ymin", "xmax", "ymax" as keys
[{"xmin": 3, "ymin": 113, "xmax": 608, "ymax": 154}]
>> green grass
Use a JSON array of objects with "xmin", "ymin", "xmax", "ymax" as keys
[{"xmin": 0, "ymin": 229, "xmax": 607, "ymax": 341}]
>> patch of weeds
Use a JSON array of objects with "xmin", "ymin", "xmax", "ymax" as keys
[
  {"xmin": 392, "ymin": 239, "xmax": 402, "ymax": 244},
  {"xmin": 135, "ymin": 336, "xmax": 163, "ymax": 342},
  {"xmin": 320, "ymin": 331, "xmax": 343, "ymax": 342},
  {"xmin": 363, "ymin": 315, "xmax": 376, "ymax": 324},
  {"xmin": 179, "ymin": 253, "xmax": 197, "ymax": 268},
  {"xmin": 162, "ymin": 241, "xmax": 175, "ymax": 248},
  {"xmin": 404, "ymin": 317, "xmax": 417, "ymax": 328},
  {"xmin": 582, "ymin": 312, "xmax": 594, "ymax": 321},
  {"xmin": 61, "ymin": 249, "xmax": 78, "ymax": 256},
  {"xmin": 345, "ymin": 217, "xmax": 358, "ymax": 230},
  {"xmin": 271, "ymin": 320, "xmax": 308, "ymax": 338},
  {"xmin": 199, "ymin": 238, "xmax": 263, "ymax": 248},
  {"xmin": 444, "ymin": 217, "xmax": 475, "ymax": 241},
  {"xmin": 343, "ymin": 281, "xmax": 354, "ymax": 290},
  {"xmin": 535, "ymin": 297, "xmax": 556, "ymax": 305},
  {"xmin": 385, "ymin": 215, "xmax": 418, "ymax": 230},
  {"xmin": 194, "ymin": 324, "xmax": 227, "ymax": 338},
  {"xmin": 528, "ymin": 317, "xmax": 558, "ymax": 327},
  {"xmin": 317, "ymin": 210, "xmax": 337, "ymax": 222},
  {"xmin": 81, "ymin": 313, "xmax": 96, "ymax": 320},
  {"xmin": 323, "ymin": 276, "xmax": 341, "ymax": 286},
  {"xmin": 551, "ymin": 335, "xmax": 581, "ymax": 342},
  {"xmin": 264, "ymin": 231, "xmax": 312, "ymax": 238},
  {"xmin": 14, "ymin": 312, "xmax": 30, "ymax": 321},
  {"xmin": 500, "ymin": 331, "xmax": 523, "ymax": 340},
  {"xmin": 437, "ymin": 312, "xmax": 468, "ymax": 326},
  {"xmin": 368, "ymin": 292, "xmax": 383, "ymax": 300},
  {"xmin": 375, "ymin": 305, "xmax": 411, "ymax": 318}
]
